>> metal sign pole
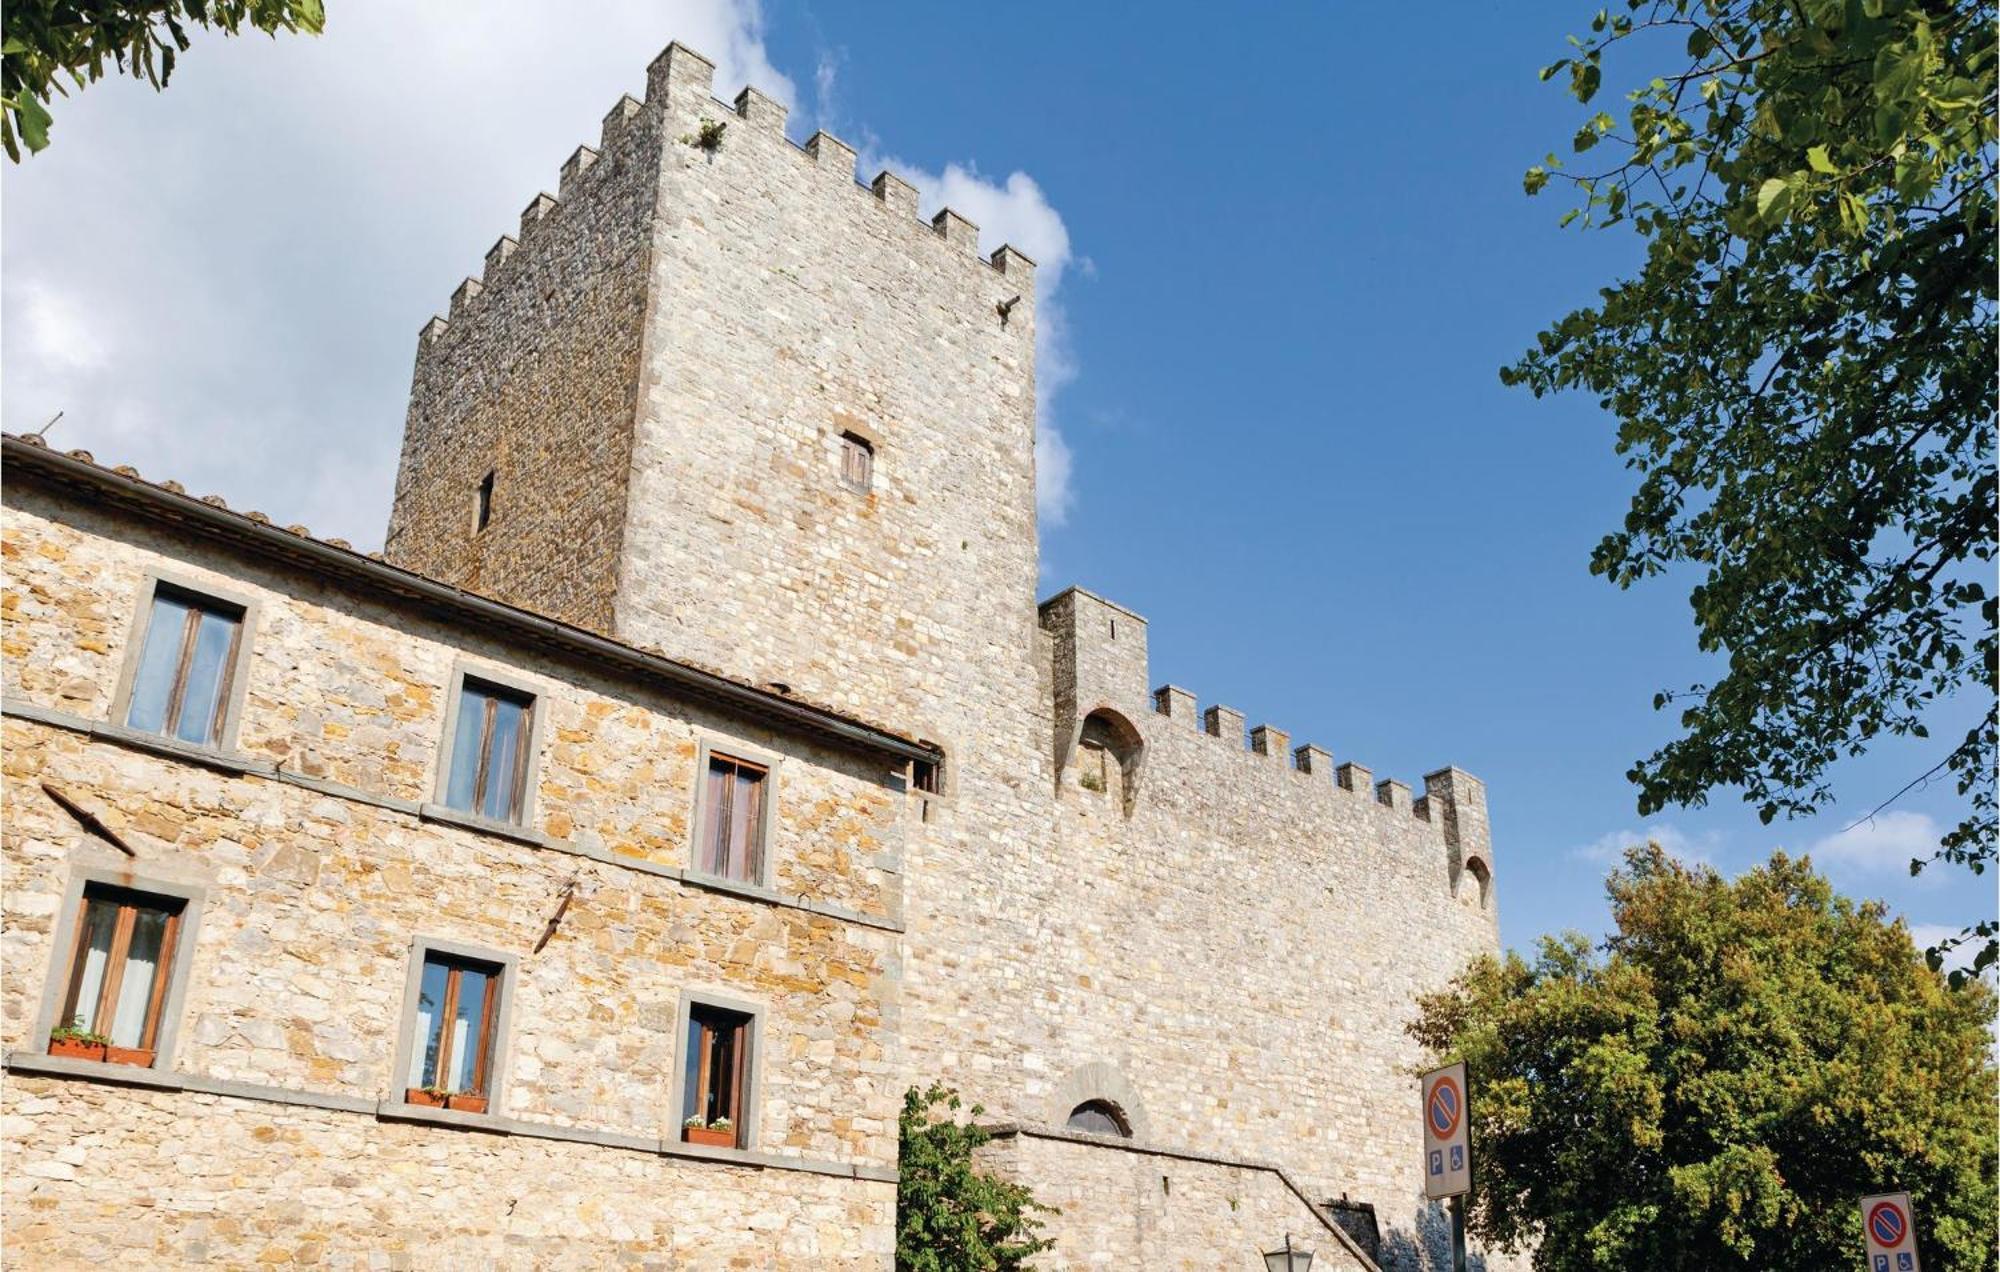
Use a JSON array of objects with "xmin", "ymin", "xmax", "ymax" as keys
[{"xmin": 1450, "ymin": 1195, "xmax": 1467, "ymax": 1272}]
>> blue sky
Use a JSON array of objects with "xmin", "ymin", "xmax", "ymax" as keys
[{"xmin": 3, "ymin": 2, "xmax": 1988, "ymax": 958}]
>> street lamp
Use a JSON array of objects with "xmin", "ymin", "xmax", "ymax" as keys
[{"xmin": 1262, "ymin": 1234, "xmax": 1313, "ymax": 1272}]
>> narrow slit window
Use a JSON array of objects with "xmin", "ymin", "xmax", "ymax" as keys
[
  {"xmin": 698, "ymin": 752, "xmax": 768, "ymax": 883},
  {"xmin": 125, "ymin": 587, "xmax": 244, "ymax": 746},
  {"xmin": 682, "ymin": 1003, "xmax": 751, "ymax": 1147},
  {"xmin": 52, "ymin": 885, "xmax": 184, "ymax": 1067},
  {"xmin": 475, "ymin": 470, "xmax": 496, "ymax": 531},
  {"xmin": 443, "ymin": 678, "xmax": 535, "ymax": 823},
  {"xmin": 840, "ymin": 432, "xmax": 873, "ymax": 491},
  {"xmin": 404, "ymin": 951, "xmax": 502, "ymax": 1111}
]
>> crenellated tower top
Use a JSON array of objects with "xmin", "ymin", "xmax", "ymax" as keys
[
  {"xmin": 386, "ymin": 41, "xmax": 1045, "ymax": 746},
  {"xmin": 411, "ymin": 42, "xmax": 1035, "ymax": 359}
]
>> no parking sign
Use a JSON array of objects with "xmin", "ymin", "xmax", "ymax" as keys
[
  {"xmin": 1421, "ymin": 1061, "xmax": 1471, "ymax": 1199},
  {"xmin": 1860, "ymin": 1192, "xmax": 1920, "ymax": 1272}
]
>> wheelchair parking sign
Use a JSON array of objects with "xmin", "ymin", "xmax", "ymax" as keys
[
  {"xmin": 1420, "ymin": 1062, "xmax": 1470, "ymax": 1199},
  {"xmin": 1860, "ymin": 1193, "xmax": 1920, "ymax": 1272}
]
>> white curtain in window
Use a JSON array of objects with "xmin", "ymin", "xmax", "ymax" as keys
[
  {"xmin": 408, "ymin": 1006, "xmax": 434, "ymax": 1087},
  {"xmin": 70, "ymin": 919, "xmax": 114, "ymax": 1033},
  {"xmin": 109, "ymin": 910, "xmax": 168, "ymax": 1047},
  {"xmin": 449, "ymin": 1016, "xmax": 473, "ymax": 1090}
]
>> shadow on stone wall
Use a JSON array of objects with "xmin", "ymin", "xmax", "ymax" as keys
[{"xmin": 1376, "ymin": 1198, "xmax": 1489, "ymax": 1272}]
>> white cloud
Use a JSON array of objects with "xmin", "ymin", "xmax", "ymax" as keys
[
  {"xmin": 1571, "ymin": 822, "xmax": 1721, "ymax": 869},
  {"xmin": 5, "ymin": 3, "xmax": 1087, "ymax": 547},
  {"xmin": 1805, "ymin": 810, "xmax": 1939, "ymax": 874},
  {"xmin": 2, "ymin": 0, "xmax": 792, "ymax": 548},
  {"xmin": 856, "ymin": 154, "xmax": 1080, "ymax": 526},
  {"xmin": 17, "ymin": 282, "xmax": 107, "ymax": 372}
]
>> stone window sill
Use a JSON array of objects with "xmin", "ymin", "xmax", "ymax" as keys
[
  {"xmin": 8, "ymin": 1049, "xmax": 184, "ymax": 1090},
  {"xmin": 377, "ymin": 1097, "xmax": 511, "ymax": 1136},
  {"xmin": 2, "ymin": 699, "xmax": 270, "ymax": 778},
  {"xmin": 680, "ymin": 867, "xmax": 780, "ymax": 903},
  {"xmin": 418, "ymin": 801, "xmax": 550, "ymax": 848},
  {"xmin": 7, "ymin": 1050, "xmax": 896, "ymax": 1182}
]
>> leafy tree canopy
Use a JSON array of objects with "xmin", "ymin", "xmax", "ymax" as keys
[
  {"xmin": 1412, "ymin": 845, "xmax": 1997, "ymax": 1270},
  {"xmin": 2, "ymin": 0, "xmax": 325, "ymax": 160},
  {"xmin": 896, "ymin": 1083, "xmax": 1055, "ymax": 1271},
  {"xmin": 1506, "ymin": 0, "xmax": 1997, "ymax": 979}
]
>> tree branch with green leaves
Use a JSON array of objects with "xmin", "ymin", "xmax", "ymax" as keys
[
  {"xmin": 1506, "ymin": 0, "xmax": 1996, "ymax": 984},
  {"xmin": 896, "ymin": 1083, "xmax": 1056, "ymax": 1271},
  {"xmin": 2, "ymin": 0, "xmax": 326, "ymax": 161}
]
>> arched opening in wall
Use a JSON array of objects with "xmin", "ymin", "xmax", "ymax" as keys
[
  {"xmin": 1074, "ymin": 708, "xmax": 1143, "ymax": 817},
  {"xmin": 1463, "ymin": 857, "xmax": 1492, "ymax": 909},
  {"xmin": 1065, "ymin": 1100, "xmax": 1132, "ymax": 1137}
]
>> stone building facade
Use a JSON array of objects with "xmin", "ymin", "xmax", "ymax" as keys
[{"xmin": 2, "ymin": 42, "xmax": 1505, "ymax": 1270}]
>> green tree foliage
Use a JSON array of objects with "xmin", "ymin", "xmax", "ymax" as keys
[
  {"xmin": 2, "ymin": 0, "xmax": 325, "ymax": 160},
  {"xmin": 1506, "ymin": 1, "xmax": 1998, "ymax": 980},
  {"xmin": 896, "ymin": 1083, "xmax": 1055, "ymax": 1271},
  {"xmin": 1411, "ymin": 845, "xmax": 1998, "ymax": 1270}
]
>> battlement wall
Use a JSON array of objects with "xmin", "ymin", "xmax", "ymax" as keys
[
  {"xmin": 1039, "ymin": 586, "xmax": 1495, "ymax": 889},
  {"xmin": 1003, "ymin": 586, "xmax": 1503, "ymax": 1260}
]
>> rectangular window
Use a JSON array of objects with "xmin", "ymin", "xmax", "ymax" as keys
[
  {"xmin": 698, "ymin": 752, "xmax": 768, "ymax": 882},
  {"xmin": 125, "ymin": 587, "xmax": 243, "ymax": 746},
  {"xmin": 912, "ymin": 757, "xmax": 942, "ymax": 796},
  {"xmin": 1078, "ymin": 740, "xmax": 1108, "ymax": 793},
  {"xmin": 443, "ymin": 678, "xmax": 534, "ymax": 823},
  {"xmin": 681, "ymin": 1003, "xmax": 751, "ymax": 1147},
  {"xmin": 404, "ymin": 950, "xmax": 501, "ymax": 1112},
  {"xmin": 841, "ymin": 432, "xmax": 873, "ymax": 491},
  {"xmin": 53, "ymin": 885, "xmax": 184, "ymax": 1067}
]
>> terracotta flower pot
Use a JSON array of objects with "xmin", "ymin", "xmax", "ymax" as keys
[
  {"xmin": 104, "ymin": 1045, "xmax": 154, "ymax": 1068},
  {"xmin": 48, "ymin": 1036, "xmax": 107, "ymax": 1062},
  {"xmin": 405, "ymin": 1087, "xmax": 450, "ymax": 1109},
  {"xmin": 445, "ymin": 1093, "xmax": 488, "ymax": 1114},
  {"xmin": 683, "ymin": 1126, "xmax": 736, "ymax": 1148}
]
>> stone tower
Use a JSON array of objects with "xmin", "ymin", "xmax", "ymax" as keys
[
  {"xmin": 377, "ymin": 40, "xmax": 1507, "ymax": 1267},
  {"xmin": 384, "ymin": 43, "xmax": 1041, "ymax": 753}
]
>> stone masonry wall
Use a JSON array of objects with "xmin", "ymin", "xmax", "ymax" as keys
[
  {"xmin": 3, "ymin": 485, "xmax": 907, "ymax": 1264},
  {"xmin": 4, "ymin": 1078, "xmax": 894, "ymax": 1268},
  {"xmin": 988, "ymin": 588, "xmax": 1509, "ymax": 1271},
  {"xmin": 976, "ymin": 1130, "xmax": 1374, "ymax": 1271},
  {"xmin": 613, "ymin": 46, "xmax": 1043, "ymax": 743},
  {"xmin": 7, "ymin": 489, "xmax": 904, "ymax": 915},
  {"xmin": 382, "ymin": 75, "xmax": 665, "ymax": 633}
]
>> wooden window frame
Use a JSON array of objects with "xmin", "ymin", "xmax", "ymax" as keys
[
  {"xmin": 111, "ymin": 572, "xmax": 254, "ymax": 752},
  {"xmin": 55, "ymin": 886, "xmax": 185, "ymax": 1068},
  {"xmin": 461, "ymin": 680, "xmax": 534, "ymax": 822},
  {"xmin": 411, "ymin": 953, "xmax": 501, "ymax": 1100},
  {"xmin": 390, "ymin": 936, "xmax": 517, "ymax": 1117},
  {"xmin": 673, "ymin": 992, "xmax": 762, "ymax": 1150},
  {"xmin": 685, "ymin": 1005, "xmax": 749, "ymax": 1144},
  {"xmin": 434, "ymin": 666, "xmax": 544, "ymax": 828},
  {"xmin": 152, "ymin": 591, "xmax": 241, "ymax": 745},
  {"xmin": 698, "ymin": 749, "xmax": 770, "ymax": 884},
  {"xmin": 35, "ymin": 869, "xmax": 205, "ymax": 1072},
  {"xmin": 840, "ymin": 432, "xmax": 874, "ymax": 492}
]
